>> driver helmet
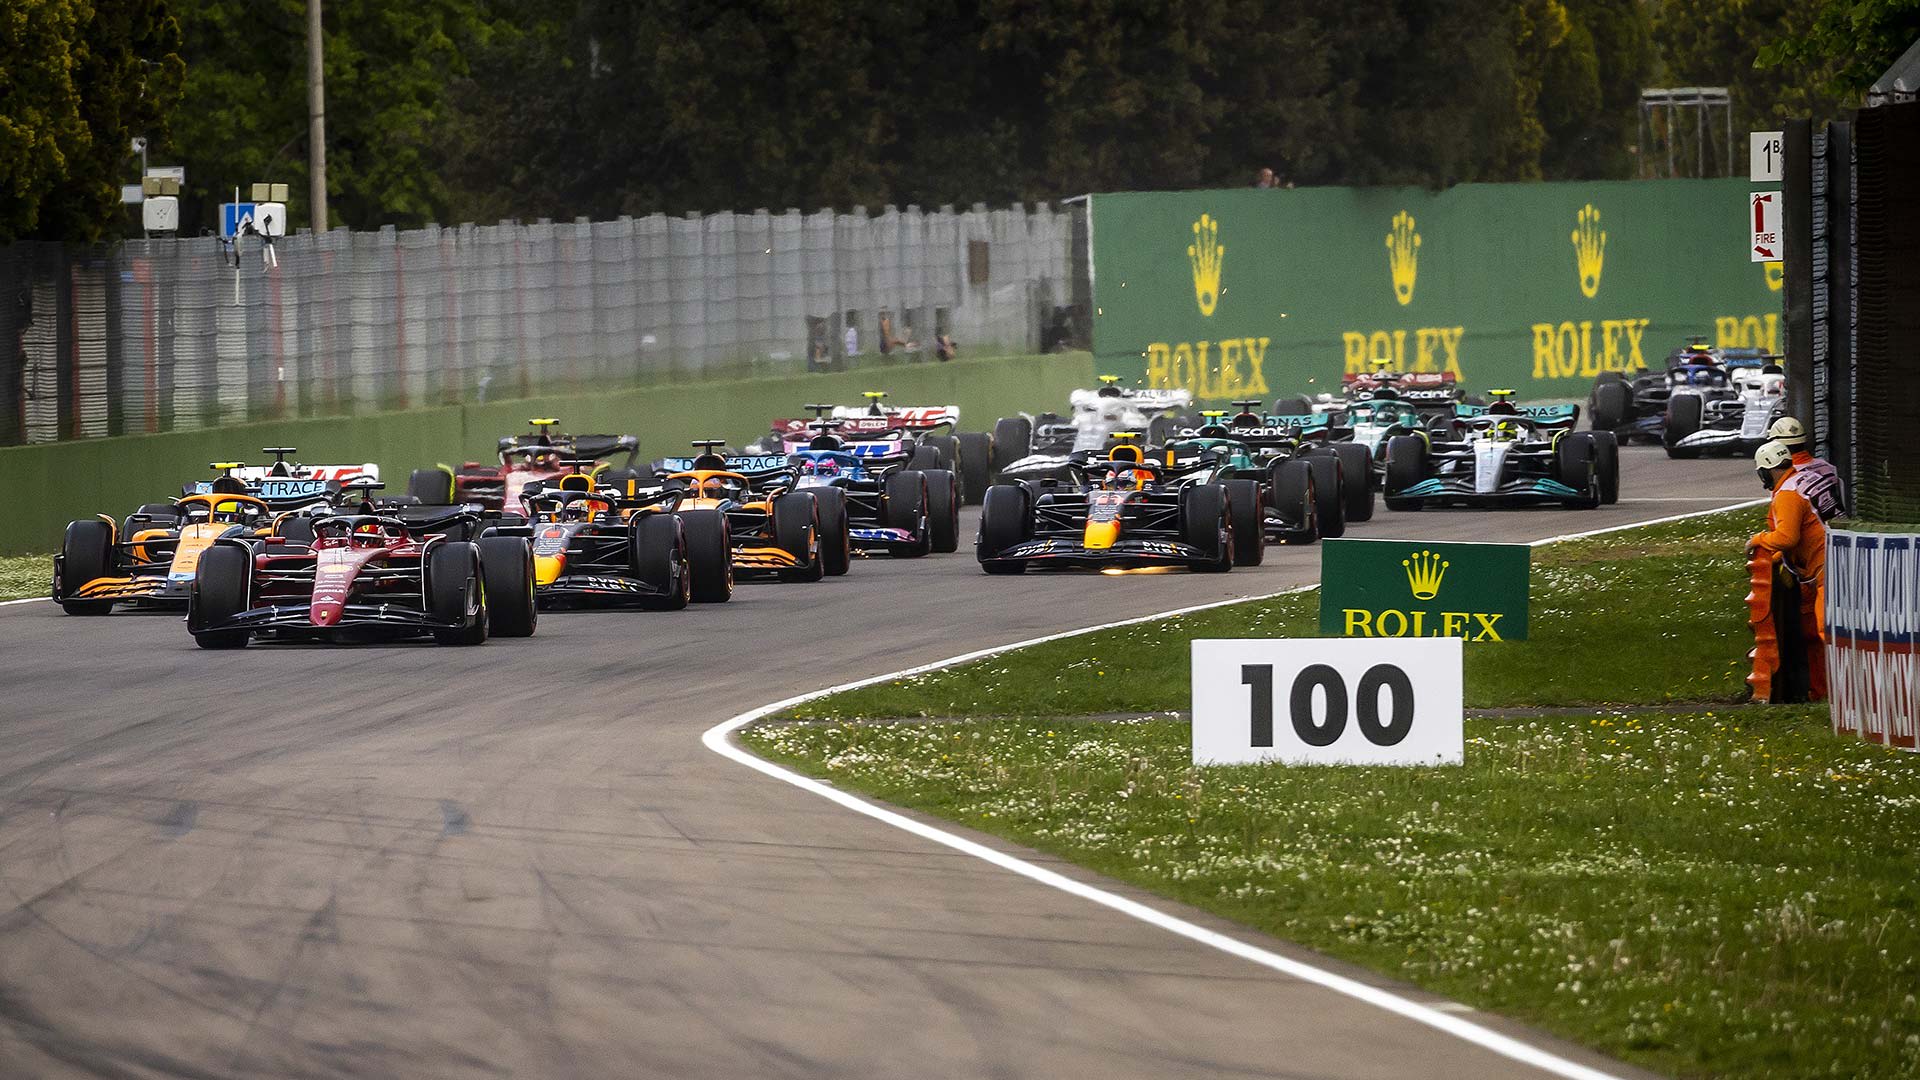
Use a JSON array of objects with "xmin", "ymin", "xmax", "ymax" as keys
[
  {"xmin": 1491, "ymin": 419, "xmax": 1521, "ymax": 441},
  {"xmin": 558, "ymin": 499, "xmax": 600, "ymax": 522},
  {"xmin": 800, "ymin": 457, "xmax": 841, "ymax": 476}
]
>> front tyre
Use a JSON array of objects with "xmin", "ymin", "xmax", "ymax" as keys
[
  {"xmin": 810, "ymin": 487, "xmax": 852, "ymax": 576},
  {"xmin": 884, "ymin": 471, "xmax": 932, "ymax": 558},
  {"xmin": 58, "ymin": 519, "xmax": 117, "ymax": 615},
  {"xmin": 977, "ymin": 484, "xmax": 1031, "ymax": 574},
  {"xmin": 1181, "ymin": 484, "xmax": 1234, "ymax": 572},
  {"xmin": 773, "ymin": 491, "xmax": 825, "ymax": 582},
  {"xmin": 1225, "ymin": 479, "xmax": 1265, "ymax": 566},
  {"xmin": 1331, "ymin": 442, "xmax": 1375, "ymax": 522},
  {"xmin": 430, "ymin": 542, "xmax": 489, "ymax": 645},
  {"xmin": 188, "ymin": 543, "xmax": 252, "ymax": 649},
  {"xmin": 955, "ymin": 432, "xmax": 993, "ymax": 505},
  {"xmin": 480, "ymin": 536, "xmax": 539, "ymax": 632},
  {"xmin": 924, "ymin": 469, "xmax": 960, "ymax": 554},
  {"xmin": 679, "ymin": 509, "xmax": 734, "ymax": 602},
  {"xmin": 1384, "ymin": 435, "xmax": 1428, "ymax": 511}
]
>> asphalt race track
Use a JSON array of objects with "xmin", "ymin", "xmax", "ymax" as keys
[{"xmin": 0, "ymin": 448, "xmax": 1755, "ymax": 1080}]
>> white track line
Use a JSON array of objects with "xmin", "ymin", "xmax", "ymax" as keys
[
  {"xmin": 706, "ymin": 498, "xmax": 1762, "ymax": 1080},
  {"xmin": 0, "ymin": 597, "xmax": 48, "ymax": 607}
]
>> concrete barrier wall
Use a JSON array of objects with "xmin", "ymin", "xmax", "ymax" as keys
[{"xmin": 0, "ymin": 352, "xmax": 1095, "ymax": 554}]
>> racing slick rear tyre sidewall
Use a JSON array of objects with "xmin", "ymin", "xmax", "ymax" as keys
[
  {"xmin": 1590, "ymin": 430, "xmax": 1621, "ymax": 504},
  {"xmin": 1273, "ymin": 395, "xmax": 1313, "ymax": 417},
  {"xmin": 1590, "ymin": 379, "xmax": 1631, "ymax": 433},
  {"xmin": 1664, "ymin": 394, "xmax": 1703, "ymax": 458},
  {"xmin": 1554, "ymin": 433, "xmax": 1603, "ymax": 509},
  {"xmin": 809, "ymin": 487, "xmax": 852, "ymax": 576},
  {"xmin": 679, "ymin": 509, "xmax": 733, "ymax": 602},
  {"xmin": 1146, "ymin": 414, "xmax": 1177, "ymax": 446},
  {"xmin": 923, "ymin": 435, "xmax": 960, "ymax": 475},
  {"xmin": 1270, "ymin": 458, "xmax": 1316, "ymax": 542},
  {"xmin": 188, "ymin": 543, "xmax": 251, "ymax": 648},
  {"xmin": 1384, "ymin": 435, "xmax": 1427, "ymax": 511},
  {"xmin": 773, "ymin": 492, "xmax": 826, "ymax": 581},
  {"xmin": 956, "ymin": 432, "xmax": 993, "ymax": 505},
  {"xmin": 1182, "ymin": 484, "xmax": 1234, "ymax": 572},
  {"xmin": 977, "ymin": 484, "xmax": 1030, "ymax": 574},
  {"xmin": 884, "ymin": 471, "xmax": 932, "ymax": 558},
  {"xmin": 480, "ymin": 535, "xmax": 540, "ymax": 632},
  {"xmin": 1225, "ymin": 479, "xmax": 1265, "ymax": 566},
  {"xmin": 630, "ymin": 514, "xmax": 689, "ymax": 611},
  {"xmin": 991, "ymin": 417, "xmax": 1032, "ymax": 476},
  {"xmin": 276, "ymin": 515, "xmax": 317, "ymax": 549},
  {"xmin": 408, "ymin": 468, "xmax": 455, "ymax": 505},
  {"xmin": 909, "ymin": 442, "xmax": 949, "ymax": 472},
  {"xmin": 59, "ymin": 519, "xmax": 117, "ymax": 615},
  {"xmin": 127, "ymin": 503, "xmax": 180, "ymax": 531},
  {"xmin": 925, "ymin": 470, "xmax": 960, "ymax": 554},
  {"xmin": 430, "ymin": 542, "xmax": 490, "ymax": 645},
  {"xmin": 1307, "ymin": 453, "xmax": 1345, "ymax": 538},
  {"xmin": 1331, "ymin": 443, "xmax": 1375, "ymax": 522}
]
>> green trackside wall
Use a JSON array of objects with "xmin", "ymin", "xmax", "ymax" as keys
[
  {"xmin": 0, "ymin": 352, "xmax": 1095, "ymax": 555},
  {"xmin": 1089, "ymin": 179, "xmax": 1783, "ymax": 403}
]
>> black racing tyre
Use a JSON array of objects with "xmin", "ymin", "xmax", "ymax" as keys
[
  {"xmin": 1146, "ymin": 414, "xmax": 1178, "ymax": 446},
  {"xmin": 1590, "ymin": 380, "xmax": 1631, "ymax": 432},
  {"xmin": 955, "ymin": 431, "xmax": 993, "ymax": 505},
  {"xmin": 1307, "ymin": 453, "xmax": 1346, "ymax": 539},
  {"xmin": 1181, "ymin": 483, "xmax": 1234, "ymax": 572},
  {"xmin": 407, "ymin": 467, "xmax": 455, "ymax": 505},
  {"xmin": 884, "ymin": 470, "xmax": 932, "ymax": 558},
  {"xmin": 429, "ymin": 542, "xmax": 489, "ymax": 645},
  {"xmin": 1593, "ymin": 370, "xmax": 1629, "ymax": 384},
  {"xmin": 991, "ymin": 416, "xmax": 1032, "ymax": 474},
  {"xmin": 1384, "ymin": 435, "xmax": 1428, "ymax": 511},
  {"xmin": 923, "ymin": 434, "xmax": 960, "ymax": 472},
  {"xmin": 276, "ymin": 515, "xmax": 317, "ymax": 548},
  {"xmin": 1331, "ymin": 442, "xmax": 1375, "ymax": 522},
  {"xmin": 187, "ymin": 543, "xmax": 252, "ymax": 648},
  {"xmin": 599, "ymin": 467, "xmax": 644, "ymax": 497},
  {"xmin": 1555, "ymin": 432, "xmax": 1602, "ymax": 509},
  {"xmin": 977, "ymin": 484, "xmax": 1031, "ymax": 574},
  {"xmin": 1272, "ymin": 395, "xmax": 1313, "ymax": 417},
  {"xmin": 1270, "ymin": 458, "xmax": 1316, "ymax": 541},
  {"xmin": 773, "ymin": 491, "xmax": 825, "ymax": 581},
  {"xmin": 924, "ymin": 469, "xmax": 960, "ymax": 554},
  {"xmin": 1664, "ymin": 394, "xmax": 1703, "ymax": 458},
  {"xmin": 126, "ymin": 502, "xmax": 179, "ymax": 531},
  {"xmin": 679, "ymin": 509, "xmax": 733, "ymax": 602},
  {"xmin": 629, "ymin": 513, "xmax": 688, "ymax": 611},
  {"xmin": 480, "ymin": 535, "xmax": 540, "ymax": 632},
  {"xmin": 908, "ymin": 444, "xmax": 945, "ymax": 471},
  {"xmin": 1225, "ymin": 478, "xmax": 1265, "ymax": 566},
  {"xmin": 1590, "ymin": 430, "xmax": 1621, "ymax": 505},
  {"xmin": 59, "ymin": 519, "xmax": 117, "ymax": 615},
  {"xmin": 808, "ymin": 487, "xmax": 852, "ymax": 576}
]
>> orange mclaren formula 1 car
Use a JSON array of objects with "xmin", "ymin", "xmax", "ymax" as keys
[{"xmin": 655, "ymin": 443, "xmax": 841, "ymax": 582}]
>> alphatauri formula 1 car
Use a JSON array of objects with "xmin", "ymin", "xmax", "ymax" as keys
[
  {"xmin": 186, "ymin": 509, "xmax": 537, "ymax": 647},
  {"xmin": 1587, "ymin": 341, "xmax": 1782, "ymax": 456},
  {"xmin": 1383, "ymin": 394, "xmax": 1614, "ymax": 510}
]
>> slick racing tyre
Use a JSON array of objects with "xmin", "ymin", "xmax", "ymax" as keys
[
  {"xmin": 773, "ymin": 491, "xmax": 825, "ymax": 582},
  {"xmin": 480, "ymin": 535, "xmax": 541, "ymax": 631},
  {"xmin": 430, "ymin": 542, "xmax": 490, "ymax": 645},
  {"xmin": 1272, "ymin": 395, "xmax": 1313, "ymax": 417},
  {"xmin": 991, "ymin": 417, "xmax": 1032, "ymax": 476},
  {"xmin": 809, "ymin": 487, "xmax": 852, "ymax": 576},
  {"xmin": 629, "ymin": 513, "xmax": 689, "ymax": 611},
  {"xmin": 1331, "ymin": 442, "xmax": 1375, "ymax": 522},
  {"xmin": 1225, "ymin": 478, "xmax": 1265, "ymax": 567},
  {"xmin": 1181, "ymin": 483, "xmax": 1234, "ymax": 572},
  {"xmin": 1664, "ymin": 395, "xmax": 1703, "ymax": 459},
  {"xmin": 884, "ymin": 470, "xmax": 933, "ymax": 558},
  {"xmin": 1554, "ymin": 432, "xmax": 1603, "ymax": 509},
  {"xmin": 1384, "ymin": 435, "xmax": 1428, "ymax": 511},
  {"xmin": 58, "ymin": 519, "xmax": 117, "ymax": 615},
  {"xmin": 924, "ymin": 469, "xmax": 961, "ymax": 554},
  {"xmin": 1306, "ymin": 452, "xmax": 1346, "ymax": 539},
  {"xmin": 955, "ymin": 431, "xmax": 993, "ymax": 505},
  {"xmin": 1270, "ymin": 458, "xmax": 1316, "ymax": 543},
  {"xmin": 1589, "ymin": 379, "xmax": 1630, "ymax": 433},
  {"xmin": 977, "ymin": 484, "xmax": 1031, "ymax": 574},
  {"xmin": 188, "ymin": 543, "xmax": 252, "ymax": 649},
  {"xmin": 1590, "ymin": 430, "xmax": 1621, "ymax": 505},
  {"xmin": 679, "ymin": 509, "xmax": 733, "ymax": 602},
  {"xmin": 408, "ymin": 467, "xmax": 455, "ymax": 505}
]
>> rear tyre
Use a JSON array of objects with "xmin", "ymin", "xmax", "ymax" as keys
[
  {"xmin": 1225, "ymin": 479, "xmax": 1265, "ymax": 566},
  {"xmin": 1590, "ymin": 380, "xmax": 1631, "ymax": 432},
  {"xmin": 977, "ymin": 485, "xmax": 1031, "ymax": 574},
  {"xmin": 58, "ymin": 520, "xmax": 117, "ymax": 615},
  {"xmin": 408, "ymin": 467, "xmax": 454, "ymax": 505},
  {"xmin": 1384, "ymin": 435, "xmax": 1428, "ymax": 511},
  {"xmin": 924, "ymin": 469, "xmax": 960, "ymax": 554},
  {"xmin": 923, "ymin": 435, "xmax": 960, "ymax": 474},
  {"xmin": 679, "ymin": 509, "xmax": 733, "ymax": 602},
  {"xmin": 955, "ymin": 432, "xmax": 993, "ymax": 505},
  {"xmin": 480, "ymin": 536, "xmax": 540, "ymax": 632},
  {"xmin": 991, "ymin": 417, "xmax": 1032, "ymax": 475},
  {"xmin": 126, "ymin": 502, "xmax": 179, "ymax": 532},
  {"xmin": 276, "ymin": 515, "xmax": 317, "ymax": 549},
  {"xmin": 884, "ymin": 471, "xmax": 932, "ymax": 558},
  {"xmin": 1554, "ymin": 432, "xmax": 1602, "ymax": 509},
  {"xmin": 630, "ymin": 514, "xmax": 688, "ymax": 611},
  {"xmin": 429, "ymin": 542, "xmax": 489, "ymax": 645},
  {"xmin": 1590, "ymin": 430, "xmax": 1621, "ymax": 505},
  {"xmin": 1307, "ymin": 453, "xmax": 1346, "ymax": 538},
  {"xmin": 773, "ymin": 492, "xmax": 825, "ymax": 581},
  {"xmin": 1272, "ymin": 395, "xmax": 1313, "ymax": 417},
  {"xmin": 1270, "ymin": 458, "xmax": 1316, "ymax": 542},
  {"xmin": 809, "ymin": 487, "xmax": 852, "ymax": 575},
  {"xmin": 1181, "ymin": 484, "xmax": 1234, "ymax": 572},
  {"xmin": 188, "ymin": 543, "xmax": 251, "ymax": 648},
  {"xmin": 1331, "ymin": 443, "xmax": 1375, "ymax": 522},
  {"xmin": 1664, "ymin": 394, "xmax": 1703, "ymax": 458}
]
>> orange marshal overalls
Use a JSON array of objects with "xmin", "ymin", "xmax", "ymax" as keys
[{"xmin": 1746, "ymin": 467, "xmax": 1828, "ymax": 701}]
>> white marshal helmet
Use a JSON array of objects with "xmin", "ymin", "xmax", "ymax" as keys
[
  {"xmin": 1755, "ymin": 440, "xmax": 1793, "ymax": 471},
  {"xmin": 1767, "ymin": 416, "xmax": 1808, "ymax": 446}
]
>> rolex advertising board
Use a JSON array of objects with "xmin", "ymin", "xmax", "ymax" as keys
[
  {"xmin": 1320, "ymin": 539, "xmax": 1530, "ymax": 641},
  {"xmin": 1089, "ymin": 179, "xmax": 1781, "ymax": 403}
]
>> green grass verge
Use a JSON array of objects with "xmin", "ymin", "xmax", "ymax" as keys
[
  {"xmin": 0, "ymin": 554, "xmax": 47, "ymax": 601},
  {"xmin": 743, "ymin": 708, "xmax": 1920, "ymax": 1080},
  {"xmin": 794, "ymin": 505, "xmax": 1767, "ymax": 720}
]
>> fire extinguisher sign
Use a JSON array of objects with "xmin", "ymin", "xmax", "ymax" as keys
[{"xmin": 1751, "ymin": 191, "xmax": 1783, "ymax": 262}]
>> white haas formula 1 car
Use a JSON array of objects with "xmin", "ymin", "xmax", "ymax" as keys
[{"xmin": 993, "ymin": 377, "xmax": 1195, "ymax": 481}]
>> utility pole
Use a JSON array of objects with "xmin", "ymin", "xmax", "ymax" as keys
[{"xmin": 307, "ymin": 0, "xmax": 328, "ymax": 233}]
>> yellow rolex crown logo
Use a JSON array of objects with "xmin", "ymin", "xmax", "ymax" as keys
[
  {"xmin": 1764, "ymin": 261, "xmax": 1784, "ymax": 292},
  {"xmin": 1386, "ymin": 210, "xmax": 1421, "ymax": 306},
  {"xmin": 1403, "ymin": 549, "xmax": 1449, "ymax": 601},
  {"xmin": 1571, "ymin": 204, "xmax": 1606, "ymax": 299},
  {"xmin": 1187, "ymin": 213, "xmax": 1224, "ymax": 317}
]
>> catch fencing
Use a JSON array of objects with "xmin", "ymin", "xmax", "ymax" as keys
[{"xmin": 0, "ymin": 203, "xmax": 1085, "ymax": 446}]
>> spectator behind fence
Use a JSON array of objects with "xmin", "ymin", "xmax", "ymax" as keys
[
  {"xmin": 1766, "ymin": 416, "xmax": 1847, "ymax": 520},
  {"xmin": 935, "ymin": 334, "xmax": 957, "ymax": 362},
  {"xmin": 1254, "ymin": 167, "xmax": 1275, "ymax": 188},
  {"xmin": 843, "ymin": 321, "xmax": 859, "ymax": 357},
  {"xmin": 1748, "ymin": 440, "xmax": 1828, "ymax": 703}
]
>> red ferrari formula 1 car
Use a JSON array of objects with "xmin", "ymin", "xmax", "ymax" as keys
[{"xmin": 186, "ymin": 509, "xmax": 536, "ymax": 648}]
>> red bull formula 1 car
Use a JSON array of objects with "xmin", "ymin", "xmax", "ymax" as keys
[{"xmin": 505, "ymin": 477, "xmax": 734, "ymax": 606}]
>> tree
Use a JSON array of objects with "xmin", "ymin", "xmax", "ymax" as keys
[{"xmin": 1757, "ymin": 0, "xmax": 1920, "ymax": 97}]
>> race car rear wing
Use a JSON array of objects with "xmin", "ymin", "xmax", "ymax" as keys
[
  {"xmin": 653, "ymin": 453, "xmax": 792, "ymax": 477},
  {"xmin": 1453, "ymin": 402, "xmax": 1581, "ymax": 426},
  {"xmin": 826, "ymin": 404, "xmax": 960, "ymax": 429}
]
